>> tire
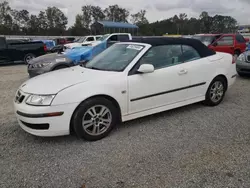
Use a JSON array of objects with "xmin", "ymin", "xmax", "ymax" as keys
[
  {"xmin": 52, "ymin": 65, "xmax": 68, "ymax": 71},
  {"xmin": 237, "ymin": 72, "xmax": 250, "ymax": 78},
  {"xmin": 237, "ymin": 72, "xmax": 245, "ymax": 77},
  {"xmin": 24, "ymin": 53, "xmax": 35, "ymax": 64},
  {"xmin": 203, "ymin": 76, "xmax": 227, "ymax": 106},
  {"xmin": 234, "ymin": 50, "xmax": 241, "ymax": 60},
  {"xmin": 72, "ymin": 97, "xmax": 119, "ymax": 141}
]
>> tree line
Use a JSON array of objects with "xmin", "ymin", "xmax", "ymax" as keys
[{"xmin": 0, "ymin": 1, "xmax": 238, "ymax": 36}]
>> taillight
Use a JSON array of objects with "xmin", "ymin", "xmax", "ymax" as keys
[{"xmin": 44, "ymin": 44, "xmax": 47, "ymax": 52}]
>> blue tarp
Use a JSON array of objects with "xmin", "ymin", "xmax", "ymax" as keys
[{"xmin": 64, "ymin": 40, "xmax": 108, "ymax": 64}]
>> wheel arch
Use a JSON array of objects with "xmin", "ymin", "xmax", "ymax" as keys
[
  {"xmin": 234, "ymin": 48, "xmax": 241, "ymax": 55},
  {"xmin": 210, "ymin": 74, "xmax": 228, "ymax": 91},
  {"xmin": 51, "ymin": 63, "xmax": 70, "ymax": 70},
  {"xmin": 69, "ymin": 94, "xmax": 122, "ymax": 134}
]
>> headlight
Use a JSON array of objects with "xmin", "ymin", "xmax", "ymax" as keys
[
  {"xmin": 26, "ymin": 94, "xmax": 55, "ymax": 106},
  {"xmin": 33, "ymin": 62, "xmax": 51, "ymax": 68},
  {"xmin": 237, "ymin": 53, "xmax": 246, "ymax": 61}
]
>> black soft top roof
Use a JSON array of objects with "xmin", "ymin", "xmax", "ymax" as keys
[{"xmin": 127, "ymin": 37, "xmax": 216, "ymax": 58}]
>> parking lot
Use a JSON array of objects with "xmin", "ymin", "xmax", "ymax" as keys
[{"xmin": 0, "ymin": 65, "xmax": 250, "ymax": 188}]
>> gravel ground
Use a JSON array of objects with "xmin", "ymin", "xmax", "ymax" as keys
[{"xmin": 0, "ymin": 65, "xmax": 250, "ymax": 188}]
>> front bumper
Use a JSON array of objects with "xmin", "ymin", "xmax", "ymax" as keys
[
  {"xmin": 14, "ymin": 97, "xmax": 79, "ymax": 137},
  {"xmin": 27, "ymin": 64, "xmax": 53, "ymax": 78},
  {"xmin": 236, "ymin": 60, "xmax": 250, "ymax": 75}
]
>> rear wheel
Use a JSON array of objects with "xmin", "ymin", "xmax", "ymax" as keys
[
  {"xmin": 72, "ymin": 97, "xmax": 119, "ymax": 141},
  {"xmin": 204, "ymin": 77, "xmax": 227, "ymax": 106},
  {"xmin": 24, "ymin": 53, "xmax": 35, "ymax": 64}
]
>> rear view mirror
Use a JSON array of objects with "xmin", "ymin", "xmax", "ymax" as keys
[{"xmin": 137, "ymin": 64, "xmax": 154, "ymax": 74}]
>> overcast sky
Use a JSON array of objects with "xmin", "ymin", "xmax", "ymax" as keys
[{"xmin": 8, "ymin": 0, "xmax": 250, "ymax": 26}]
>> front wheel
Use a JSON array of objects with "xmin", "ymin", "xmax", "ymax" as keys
[
  {"xmin": 72, "ymin": 97, "xmax": 119, "ymax": 141},
  {"xmin": 203, "ymin": 77, "xmax": 226, "ymax": 106}
]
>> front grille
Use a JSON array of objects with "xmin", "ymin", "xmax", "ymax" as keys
[
  {"xmin": 20, "ymin": 120, "xmax": 49, "ymax": 130},
  {"xmin": 241, "ymin": 69, "xmax": 250, "ymax": 72},
  {"xmin": 246, "ymin": 55, "xmax": 250, "ymax": 63},
  {"xmin": 15, "ymin": 90, "xmax": 25, "ymax": 103}
]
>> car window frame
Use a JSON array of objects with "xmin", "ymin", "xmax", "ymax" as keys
[
  {"xmin": 128, "ymin": 44, "xmax": 202, "ymax": 76},
  {"xmin": 109, "ymin": 35, "xmax": 118, "ymax": 41},
  {"xmin": 86, "ymin": 37, "xmax": 95, "ymax": 41},
  {"xmin": 118, "ymin": 35, "xmax": 129, "ymax": 41},
  {"xmin": 216, "ymin": 36, "xmax": 234, "ymax": 46},
  {"xmin": 181, "ymin": 45, "xmax": 201, "ymax": 63}
]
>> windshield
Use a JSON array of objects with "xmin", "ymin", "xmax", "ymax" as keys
[
  {"xmin": 192, "ymin": 35, "xmax": 220, "ymax": 46},
  {"xmin": 75, "ymin": 37, "xmax": 87, "ymax": 43},
  {"xmin": 97, "ymin": 34, "xmax": 110, "ymax": 41},
  {"xmin": 84, "ymin": 43, "xmax": 144, "ymax": 71}
]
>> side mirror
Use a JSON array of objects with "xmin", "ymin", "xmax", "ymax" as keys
[{"xmin": 137, "ymin": 64, "xmax": 154, "ymax": 74}]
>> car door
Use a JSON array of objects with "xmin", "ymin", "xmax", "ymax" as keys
[
  {"xmin": 210, "ymin": 35, "xmax": 234, "ymax": 54},
  {"xmin": 180, "ymin": 45, "xmax": 214, "ymax": 99},
  {"xmin": 128, "ymin": 44, "xmax": 190, "ymax": 114}
]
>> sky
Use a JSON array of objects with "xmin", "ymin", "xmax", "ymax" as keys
[{"xmin": 7, "ymin": 0, "xmax": 250, "ymax": 26}]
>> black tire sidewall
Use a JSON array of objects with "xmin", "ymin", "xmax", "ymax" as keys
[
  {"xmin": 205, "ymin": 77, "xmax": 226, "ymax": 106},
  {"xmin": 53, "ymin": 65, "xmax": 68, "ymax": 70},
  {"xmin": 234, "ymin": 50, "xmax": 240, "ymax": 57},
  {"xmin": 24, "ymin": 54, "xmax": 35, "ymax": 64},
  {"xmin": 73, "ymin": 97, "xmax": 119, "ymax": 141}
]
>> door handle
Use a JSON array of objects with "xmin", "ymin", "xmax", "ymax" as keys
[{"xmin": 178, "ymin": 69, "xmax": 188, "ymax": 75}]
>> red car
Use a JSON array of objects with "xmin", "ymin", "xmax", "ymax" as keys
[{"xmin": 193, "ymin": 33, "xmax": 247, "ymax": 56}]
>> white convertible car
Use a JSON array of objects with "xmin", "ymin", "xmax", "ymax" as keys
[{"xmin": 14, "ymin": 37, "xmax": 237, "ymax": 141}]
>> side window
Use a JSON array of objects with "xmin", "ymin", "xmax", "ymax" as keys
[
  {"xmin": 181, "ymin": 45, "xmax": 201, "ymax": 62},
  {"xmin": 236, "ymin": 34, "xmax": 246, "ymax": 43},
  {"xmin": 86, "ymin": 37, "xmax": 94, "ymax": 41},
  {"xmin": 217, "ymin": 36, "xmax": 234, "ymax": 46},
  {"xmin": 118, "ymin": 35, "xmax": 129, "ymax": 41},
  {"xmin": 138, "ymin": 45, "xmax": 182, "ymax": 69},
  {"xmin": 109, "ymin": 35, "xmax": 118, "ymax": 41}
]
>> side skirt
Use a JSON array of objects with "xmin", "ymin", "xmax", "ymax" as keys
[{"xmin": 122, "ymin": 96, "xmax": 205, "ymax": 122}]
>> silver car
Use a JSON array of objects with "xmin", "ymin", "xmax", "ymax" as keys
[
  {"xmin": 27, "ymin": 53, "xmax": 74, "ymax": 77},
  {"xmin": 237, "ymin": 51, "xmax": 250, "ymax": 77}
]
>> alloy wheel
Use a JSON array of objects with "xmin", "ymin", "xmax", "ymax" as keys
[
  {"xmin": 82, "ymin": 105, "xmax": 112, "ymax": 136},
  {"xmin": 210, "ymin": 81, "xmax": 224, "ymax": 103}
]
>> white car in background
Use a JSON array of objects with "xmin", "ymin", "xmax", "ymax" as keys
[
  {"xmin": 14, "ymin": 37, "xmax": 236, "ymax": 141},
  {"xmin": 64, "ymin": 35, "xmax": 102, "ymax": 49}
]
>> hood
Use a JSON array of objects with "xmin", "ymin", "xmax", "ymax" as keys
[
  {"xmin": 20, "ymin": 66, "xmax": 119, "ymax": 94},
  {"xmin": 29, "ymin": 53, "xmax": 67, "ymax": 64}
]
